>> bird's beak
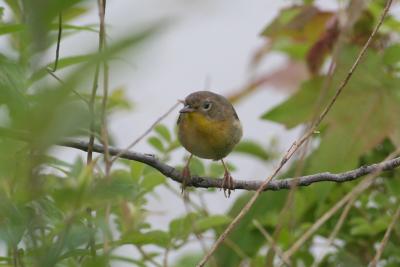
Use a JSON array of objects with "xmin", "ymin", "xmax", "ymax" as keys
[{"xmin": 179, "ymin": 105, "xmax": 195, "ymax": 113}]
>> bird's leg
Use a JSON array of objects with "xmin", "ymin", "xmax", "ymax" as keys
[
  {"xmin": 181, "ymin": 154, "xmax": 193, "ymax": 194},
  {"xmin": 221, "ymin": 159, "xmax": 235, "ymax": 198}
]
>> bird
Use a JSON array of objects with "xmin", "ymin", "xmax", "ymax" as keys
[{"xmin": 177, "ymin": 91, "xmax": 243, "ymax": 197}]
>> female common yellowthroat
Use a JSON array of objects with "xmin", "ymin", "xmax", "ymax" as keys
[{"xmin": 177, "ymin": 91, "xmax": 242, "ymax": 197}]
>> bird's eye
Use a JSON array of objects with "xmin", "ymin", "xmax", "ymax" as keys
[{"xmin": 202, "ymin": 101, "xmax": 212, "ymax": 110}]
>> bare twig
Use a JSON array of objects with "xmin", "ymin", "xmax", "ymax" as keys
[
  {"xmin": 96, "ymin": 0, "xmax": 110, "ymax": 174},
  {"xmin": 137, "ymin": 246, "xmax": 162, "ymax": 267},
  {"xmin": 110, "ymin": 101, "xmax": 180, "ymax": 163},
  {"xmin": 284, "ymin": 176, "xmax": 373, "ymax": 260},
  {"xmin": 370, "ymin": 206, "xmax": 400, "ymax": 267},
  {"xmin": 182, "ymin": 197, "xmax": 218, "ymax": 267},
  {"xmin": 283, "ymin": 148, "xmax": 400, "ymax": 261},
  {"xmin": 94, "ymin": 0, "xmax": 113, "ymax": 254},
  {"xmin": 47, "ymin": 13, "xmax": 89, "ymax": 106},
  {"xmin": 310, "ymin": 196, "xmax": 355, "ymax": 267},
  {"xmin": 86, "ymin": 66, "xmax": 101, "ymax": 164},
  {"xmin": 52, "ymin": 13, "xmax": 63, "ymax": 72},
  {"xmin": 87, "ymin": 207, "xmax": 96, "ymax": 257},
  {"xmin": 197, "ymin": 1, "xmax": 393, "ymax": 265},
  {"xmin": 46, "ymin": 69, "xmax": 89, "ymax": 105},
  {"xmin": 253, "ymin": 220, "xmax": 291, "ymax": 266},
  {"xmin": 327, "ymin": 197, "xmax": 355, "ymax": 244},
  {"xmin": 87, "ymin": 0, "xmax": 106, "ymax": 165},
  {"xmin": 269, "ymin": 2, "xmax": 365, "ymax": 263}
]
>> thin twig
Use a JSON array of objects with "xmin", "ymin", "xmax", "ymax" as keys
[
  {"xmin": 327, "ymin": 197, "xmax": 355, "ymax": 244},
  {"xmin": 182, "ymin": 197, "xmax": 218, "ymax": 267},
  {"xmin": 47, "ymin": 13, "xmax": 89, "ymax": 107},
  {"xmin": 95, "ymin": 0, "xmax": 113, "ymax": 254},
  {"xmin": 310, "ymin": 197, "xmax": 355, "ymax": 267},
  {"xmin": 283, "ymin": 148, "xmax": 400, "ymax": 261},
  {"xmin": 110, "ymin": 101, "xmax": 180, "ymax": 163},
  {"xmin": 284, "ymin": 176, "xmax": 373, "ymax": 260},
  {"xmin": 46, "ymin": 69, "xmax": 89, "ymax": 105},
  {"xmin": 87, "ymin": 207, "xmax": 96, "ymax": 257},
  {"xmin": 86, "ymin": 66, "xmax": 101, "ymax": 164},
  {"xmin": 138, "ymin": 246, "xmax": 162, "ymax": 267},
  {"xmin": 87, "ymin": 0, "xmax": 106, "ymax": 165},
  {"xmin": 163, "ymin": 247, "xmax": 169, "ymax": 267},
  {"xmin": 370, "ymin": 206, "xmax": 400, "ymax": 267},
  {"xmin": 223, "ymin": 238, "xmax": 248, "ymax": 260},
  {"xmin": 52, "ymin": 13, "xmax": 62, "ymax": 72},
  {"xmin": 196, "ymin": 1, "xmax": 393, "ymax": 265},
  {"xmin": 268, "ymin": 2, "xmax": 364, "ymax": 263},
  {"xmin": 253, "ymin": 220, "xmax": 291, "ymax": 266}
]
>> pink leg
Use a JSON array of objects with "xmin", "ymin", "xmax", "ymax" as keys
[
  {"xmin": 221, "ymin": 159, "xmax": 235, "ymax": 198},
  {"xmin": 181, "ymin": 154, "xmax": 193, "ymax": 194}
]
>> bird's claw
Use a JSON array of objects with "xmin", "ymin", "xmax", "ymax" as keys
[
  {"xmin": 221, "ymin": 171, "xmax": 235, "ymax": 198},
  {"xmin": 181, "ymin": 165, "xmax": 191, "ymax": 195}
]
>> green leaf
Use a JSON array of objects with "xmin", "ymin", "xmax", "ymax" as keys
[
  {"xmin": 147, "ymin": 136, "xmax": 164, "ymax": 152},
  {"xmin": 194, "ymin": 215, "xmax": 231, "ymax": 232},
  {"xmin": 349, "ymin": 216, "xmax": 391, "ymax": 236},
  {"xmin": 107, "ymin": 87, "xmax": 132, "ymax": 111},
  {"xmin": 209, "ymin": 162, "xmax": 225, "ymax": 177},
  {"xmin": 261, "ymin": 77, "xmax": 321, "ymax": 128},
  {"xmin": 130, "ymin": 161, "xmax": 145, "ymax": 182},
  {"xmin": 62, "ymin": 6, "xmax": 90, "ymax": 22},
  {"xmin": 260, "ymin": 5, "xmax": 334, "ymax": 59},
  {"xmin": 91, "ymin": 171, "xmax": 139, "ymax": 201},
  {"xmin": 385, "ymin": 175, "xmax": 400, "ymax": 196},
  {"xmin": 31, "ymin": 54, "xmax": 94, "ymax": 81},
  {"xmin": 50, "ymin": 23, "xmax": 98, "ymax": 33},
  {"xmin": 174, "ymin": 253, "xmax": 203, "ymax": 267},
  {"xmin": 154, "ymin": 124, "xmax": 171, "ymax": 143},
  {"xmin": 234, "ymin": 140, "xmax": 271, "ymax": 161},
  {"xmin": 169, "ymin": 213, "xmax": 198, "ymax": 240},
  {"xmin": 124, "ymin": 230, "xmax": 170, "ymax": 248},
  {"xmin": 189, "ymin": 157, "xmax": 206, "ymax": 176},
  {"xmin": 383, "ymin": 44, "xmax": 400, "ymax": 65},
  {"xmin": 0, "ymin": 23, "xmax": 24, "ymax": 35},
  {"xmin": 141, "ymin": 171, "xmax": 165, "ymax": 192},
  {"xmin": 263, "ymin": 45, "xmax": 400, "ymax": 174},
  {"xmin": 0, "ymin": 55, "xmax": 29, "ymax": 123}
]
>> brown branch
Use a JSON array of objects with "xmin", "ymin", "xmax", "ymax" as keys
[
  {"xmin": 1, "ymin": 127, "xmax": 400, "ymax": 192},
  {"xmin": 197, "ymin": 1, "xmax": 393, "ymax": 265},
  {"xmin": 60, "ymin": 140, "xmax": 400, "ymax": 190}
]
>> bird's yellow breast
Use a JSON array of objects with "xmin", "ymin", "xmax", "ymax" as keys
[{"xmin": 178, "ymin": 112, "xmax": 241, "ymax": 160}]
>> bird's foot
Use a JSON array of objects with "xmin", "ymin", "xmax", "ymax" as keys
[
  {"xmin": 181, "ymin": 165, "xmax": 191, "ymax": 196},
  {"xmin": 221, "ymin": 170, "xmax": 235, "ymax": 198}
]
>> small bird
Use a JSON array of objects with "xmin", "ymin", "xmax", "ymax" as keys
[{"xmin": 177, "ymin": 91, "xmax": 243, "ymax": 197}]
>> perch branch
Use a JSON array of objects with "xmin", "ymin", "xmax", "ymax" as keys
[
  {"xmin": 0, "ymin": 126, "xmax": 399, "ymax": 191},
  {"xmin": 60, "ymin": 139, "xmax": 400, "ymax": 191}
]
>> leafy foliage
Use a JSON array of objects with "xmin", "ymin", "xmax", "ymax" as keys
[{"xmin": 0, "ymin": 1, "xmax": 399, "ymax": 267}]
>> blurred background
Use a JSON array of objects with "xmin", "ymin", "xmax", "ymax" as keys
[{"xmin": 1, "ymin": 0, "xmax": 400, "ymax": 266}]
